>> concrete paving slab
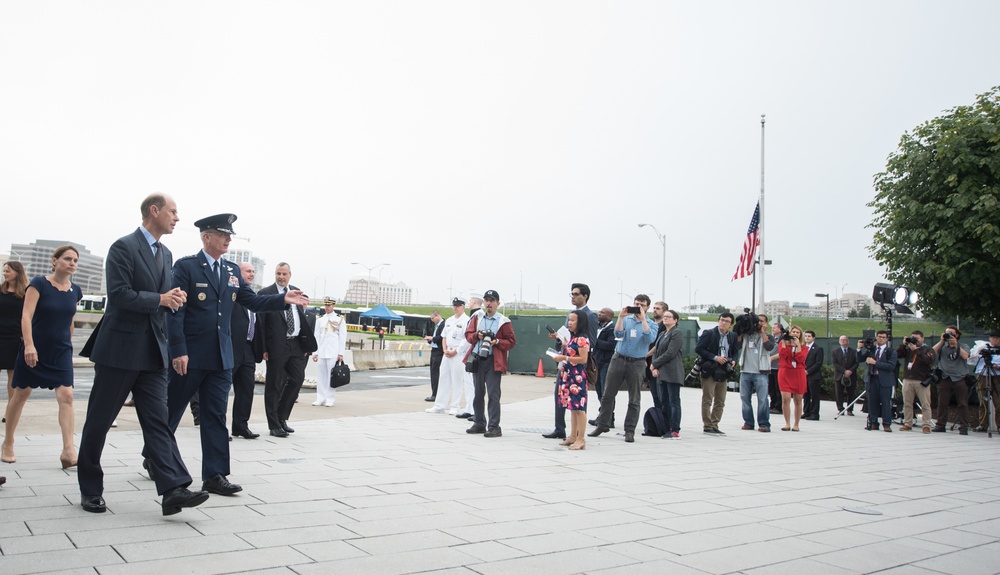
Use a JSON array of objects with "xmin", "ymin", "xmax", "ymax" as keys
[{"xmin": 2, "ymin": 376, "xmax": 999, "ymax": 574}]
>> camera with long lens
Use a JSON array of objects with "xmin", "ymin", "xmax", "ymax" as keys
[
  {"xmin": 733, "ymin": 308, "xmax": 758, "ymax": 337},
  {"xmin": 684, "ymin": 360, "xmax": 703, "ymax": 385},
  {"xmin": 777, "ymin": 324, "xmax": 793, "ymax": 342},
  {"xmin": 980, "ymin": 345, "xmax": 1000, "ymax": 360},
  {"xmin": 942, "ymin": 332, "xmax": 954, "ymax": 341},
  {"xmin": 904, "ymin": 336, "xmax": 920, "ymax": 346},
  {"xmin": 477, "ymin": 330, "xmax": 496, "ymax": 359}
]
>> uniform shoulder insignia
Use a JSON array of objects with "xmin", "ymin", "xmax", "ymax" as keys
[{"xmin": 176, "ymin": 254, "xmax": 199, "ymax": 262}]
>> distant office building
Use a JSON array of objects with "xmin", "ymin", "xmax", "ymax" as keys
[
  {"xmin": 224, "ymin": 246, "xmax": 266, "ymax": 291},
  {"xmin": 762, "ymin": 300, "xmax": 790, "ymax": 319},
  {"xmin": 9, "ymin": 240, "xmax": 104, "ymax": 293},
  {"xmin": 344, "ymin": 277, "xmax": 412, "ymax": 306}
]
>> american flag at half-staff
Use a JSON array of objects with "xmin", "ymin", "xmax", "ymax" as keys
[{"xmin": 732, "ymin": 201, "xmax": 760, "ymax": 281}]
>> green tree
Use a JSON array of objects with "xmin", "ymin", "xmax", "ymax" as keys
[
  {"xmin": 706, "ymin": 304, "xmax": 729, "ymax": 315},
  {"xmin": 869, "ymin": 87, "xmax": 1000, "ymax": 330}
]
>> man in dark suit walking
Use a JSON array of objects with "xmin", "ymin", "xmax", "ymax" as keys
[
  {"xmin": 230, "ymin": 262, "xmax": 265, "ymax": 439},
  {"xmin": 424, "ymin": 311, "xmax": 445, "ymax": 403},
  {"xmin": 832, "ymin": 335, "xmax": 859, "ymax": 416},
  {"xmin": 259, "ymin": 262, "xmax": 317, "ymax": 437},
  {"xmin": 803, "ymin": 330, "xmax": 825, "ymax": 420},
  {"xmin": 858, "ymin": 330, "xmax": 898, "ymax": 431},
  {"xmin": 159, "ymin": 214, "xmax": 305, "ymax": 494},
  {"xmin": 77, "ymin": 194, "xmax": 207, "ymax": 516}
]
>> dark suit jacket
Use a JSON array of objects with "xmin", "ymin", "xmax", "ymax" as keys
[
  {"xmin": 430, "ymin": 320, "xmax": 445, "ymax": 356},
  {"xmin": 832, "ymin": 346, "xmax": 859, "ymax": 385},
  {"xmin": 231, "ymin": 301, "xmax": 264, "ymax": 366},
  {"xmin": 858, "ymin": 346, "xmax": 898, "ymax": 388},
  {"xmin": 695, "ymin": 327, "xmax": 739, "ymax": 375},
  {"xmin": 592, "ymin": 322, "xmax": 617, "ymax": 366},
  {"xmin": 83, "ymin": 228, "xmax": 172, "ymax": 370},
  {"xmin": 805, "ymin": 344, "xmax": 824, "ymax": 382},
  {"xmin": 258, "ymin": 282, "xmax": 317, "ymax": 358},
  {"xmin": 651, "ymin": 327, "xmax": 684, "ymax": 383},
  {"xmin": 167, "ymin": 252, "xmax": 287, "ymax": 371}
]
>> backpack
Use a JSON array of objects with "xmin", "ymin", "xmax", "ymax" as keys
[{"xmin": 642, "ymin": 407, "xmax": 667, "ymax": 437}]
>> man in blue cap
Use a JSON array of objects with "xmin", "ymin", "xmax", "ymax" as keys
[{"xmin": 148, "ymin": 213, "xmax": 308, "ymax": 496}]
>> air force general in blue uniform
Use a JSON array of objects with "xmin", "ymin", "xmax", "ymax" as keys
[{"xmin": 147, "ymin": 213, "xmax": 309, "ymax": 496}]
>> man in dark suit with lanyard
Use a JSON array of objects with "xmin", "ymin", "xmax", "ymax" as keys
[
  {"xmin": 259, "ymin": 261, "xmax": 317, "ymax": 437},
  {"xmin": 159, "ymin": 214, "xmax": 307, "ymax": 494},
  {"xmin": 857, "ymin": 330, "xmax": 898, "ymax": 431},
  {"xmin": 424, "ymin": 311, "xmax": 445, "ymax": 402},
  {"xmin": 231, "ymin": 262, "xmax": 265, "ymax": 439},
  {"xmin": 78, "ymin": 194, "xmax": 205, "ymax": 515}
]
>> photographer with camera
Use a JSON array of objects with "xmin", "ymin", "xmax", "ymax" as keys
[
  {"xmin": 858, "ymin": 330, "xmax": 898, "ymax": 431},
  {"xmin": 588, "ymin": 295, "xmax": 656, "ymax": 443},
  {"xmin": 695, "ymin": 312, "xmax": 739, "ymax": 436},
  {"xmin": 931, "ymin": 325, "xmax": 971, "ymax": 435},
  {"xmin": 462, "ymin": 290, "xmax": 516, "ymax": 438},
  {"xmin": 736, "ymin": 313, "xmax": 774, "ymax": 432},
  {"xmin": 895, "ymin": 330, "xmax": 936, "ymax": 433},
  {"xmin": 971, "ymin": 332, "xmax": 1000, "ymax": 433}
]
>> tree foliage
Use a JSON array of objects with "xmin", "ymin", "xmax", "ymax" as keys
[
  {"xmin": 706, "ymin": 304, "xmax": 729, "ymax": 315},
  {"xmin": 869, "ymin": 86, "xmax": 1000, "ymax": 330}
]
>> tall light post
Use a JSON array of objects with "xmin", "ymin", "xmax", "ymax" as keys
[
  {"xmin": 638, "ymin": 224, "xmax": 666, "ymax": 303},
  {"xmin": 815, "ymin": 292, "xmax": 830, "ymax": 338},
  {"xmin": 351, "ymin": 262, "xmax": 389, "ymax": 308}
]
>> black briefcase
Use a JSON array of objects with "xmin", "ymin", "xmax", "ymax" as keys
[{"xmin": 330, "ymin": 359, "xmax": 351, "ymax": 388}]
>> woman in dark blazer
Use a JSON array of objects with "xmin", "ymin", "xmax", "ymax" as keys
[{"xmin": 651, "ymin": 310, "xmax": 684, "ymax": 439}]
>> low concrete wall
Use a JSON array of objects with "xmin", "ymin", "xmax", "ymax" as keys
[{"xmin": 351, "ymin": 349, "xmax": 431, "ymax": 370}]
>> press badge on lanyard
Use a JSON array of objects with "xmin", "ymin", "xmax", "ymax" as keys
[{"xmin": 630, "ymin": 329, "xmax": 637, "ymax": 338}]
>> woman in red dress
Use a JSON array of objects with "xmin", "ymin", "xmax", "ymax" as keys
[{"xmin": 776, "ymin": 325, "xmax": 808, "ymax": 431}]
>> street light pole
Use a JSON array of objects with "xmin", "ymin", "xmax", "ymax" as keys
[
  {"xmin": 815, "ymin": 292, "xmax": 830, "ymax": 338},
  {"xmin": 638, "ymin": 223, "xmax": 666, "ymax": 302},
  {"xmin": 351, "ymin": 262, "xmax": 390, "ymax": 308}
]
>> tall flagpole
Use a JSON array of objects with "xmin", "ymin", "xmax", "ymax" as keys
[{"xmin": 758, "ymin": 114, "xmax": 766, "ymax": 312}]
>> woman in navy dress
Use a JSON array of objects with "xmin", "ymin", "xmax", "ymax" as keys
[
  {"xmin": 2, "ymin": 246, "xmax": 82, "ymax": 468},
  {"xmin": 1, "ymin": 261, "xmax": 29, "ymax": 425},
  {"xmin": 553, "ymin": 310, "xmax": 591, "ymax": 450}
]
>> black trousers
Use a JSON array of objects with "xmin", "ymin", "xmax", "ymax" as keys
[
  {"xmin": 472, "ymin": 358, "xmax": 502, "ymax": 431},
  {"xmin": 231, "ymin": 360, "xmax": 256, "ymax": 434},
  {"xmin": 79, "ymin": 365, "xmax": 191, "ymax": 496},
  {"xmin": 768, "ymin": 369, "xmax": 782, "ymax": 412},
  {"xmin": 835, "ymin": 376, "xmax": 857, "ymax": 413},
  {"xmin": 804, "ymin": 377, "xmax": 822, "ymax": 418},
  {"xmin": 429, "ymin": 351, "xmax": 443, "ymax": 396},
  {"xmin": 264, "ymin": 338, "xmax": 307, "ymax": 430}
]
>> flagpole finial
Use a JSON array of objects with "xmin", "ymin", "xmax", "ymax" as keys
[{"xmin": 761, "ymin": 113, "xmax": 765, "ymax": 123}]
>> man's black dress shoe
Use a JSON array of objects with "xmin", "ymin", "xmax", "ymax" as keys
[
  {"xmin": 81, "ymin": 494, "xmax": 107, "ymax": 513},
  {"xmin": 143, "ymin": 458, "xmax": 156, "ymax": 481},
  {"xmin": 455, "ymin": 412, "xmax": 473, "ymax": 419},
  {"xmin": 466, "ymin": 425, "xmax": 486, "ymax": 434},
  {"xmin": 624, "ymin": 432, "xmax": 635, "ymax": 443},
  {"xmin": 588, "ymin": 418, "xmax": 614, "ymax": 428},
  {"xmin": 162, "ymin": 487, "xmax": 210, "ymax": 516},
  {"xmin": 588, "ymin": 426, "xmax": 609, "ymax": 437},
  {"xmin": 280, "ymin": 421, "xmax": 295, "ymax": 434},
  {"xmin": 484, "ymin": 428, "xmax": 502, "ymax": 438},
  {"xmin": 203, "ymin": 474, "xmax": 242, "ymax": 495},
  {"xmin": 542, "ymin": 430, "xmax": 566, "ymax": 439},
  {"xmin": 804, "ymin": 415, "xmax": 819, "ymax": 421},
  {"xmin": 269, "ymin": 428, "xmax": 288, "ymax": 438},
  {"xmin": 424, "ymin": 396, "xmax": 436, "ymax": 402},
  {"xmin": 232, "ymin": 430, "xmax": 260, "ymax": 440}
]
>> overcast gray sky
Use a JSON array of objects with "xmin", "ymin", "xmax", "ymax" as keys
[{"xmin": 2, "ymin": 1, "xmax": 997, "ymax": 311}]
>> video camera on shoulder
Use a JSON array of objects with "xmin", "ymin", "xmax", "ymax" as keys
[
  {"xmin": 862, "ymin": 329, "xmax": 876, "ymax": 353},
  {"xmin": 733, "ymin": 308, "xmax": 758, "ymax": 337}
]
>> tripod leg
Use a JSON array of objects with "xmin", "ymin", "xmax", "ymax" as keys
[{"xmin": 836, "ymin": 388, "xmax": 867, "ymax": 420}]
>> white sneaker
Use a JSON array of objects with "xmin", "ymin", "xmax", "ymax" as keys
[
  {"xmin": 311, "ymin": 401, "xmax": 324, "ymax": 406},
  {"xmin": 425, "ymin": 407, "xmax": 445, "ymax": 414},
  {"xmin": 324, "ymin": 401, "xmax": 335, "ymax": 407},
  {"xmin": 446, "ymin": 409, "xmax": 459, "ymax": 416}
]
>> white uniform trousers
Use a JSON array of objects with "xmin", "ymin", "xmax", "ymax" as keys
[
  {"xmin": 434, "ymin": 354, "xmax": 465, "ymax": 412},
  {"xmin": 461, "ymin": 371, "xmax": 475, "ymax": 414},
  {"xmin": 314, "ymin": 357, "xmax": 337, "ymax": 406}
]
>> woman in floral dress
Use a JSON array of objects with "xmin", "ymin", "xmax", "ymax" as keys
[{"xmin": 554, "ymin": 310, "xmax": 591, "ymax": 450}]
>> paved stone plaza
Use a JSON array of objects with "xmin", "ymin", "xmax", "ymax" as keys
[{"xmin": 1, "ymin": 375, "xmax": 999, "ymax": 574}]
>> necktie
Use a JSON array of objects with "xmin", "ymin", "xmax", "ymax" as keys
[
  {"xmin": 213, "ymin": 261, "xmax": 221, "ymax": 293},
  {"xmin": 247, "ymin": 309, "xmax": 255, "ymax": 341},
  {"xmin": 153, "ymin": 241, "xmax": 164, "ymax": 282},
  {"xmin": 285, "ymin": 300, "xmax": 295, "ymax": 336},
  {"xmin": 842, "ymin": 348, "xmax": 847, "ymax": 356}
]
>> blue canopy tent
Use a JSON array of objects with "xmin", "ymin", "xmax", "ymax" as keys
[{"xmin": 359, "ymin": 304, "xmax": 404, "ymax": 332}]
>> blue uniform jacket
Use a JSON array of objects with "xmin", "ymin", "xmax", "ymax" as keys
[{"xmin": 167, "ymin": 251, "xmax": 288, "ymax": 371}]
